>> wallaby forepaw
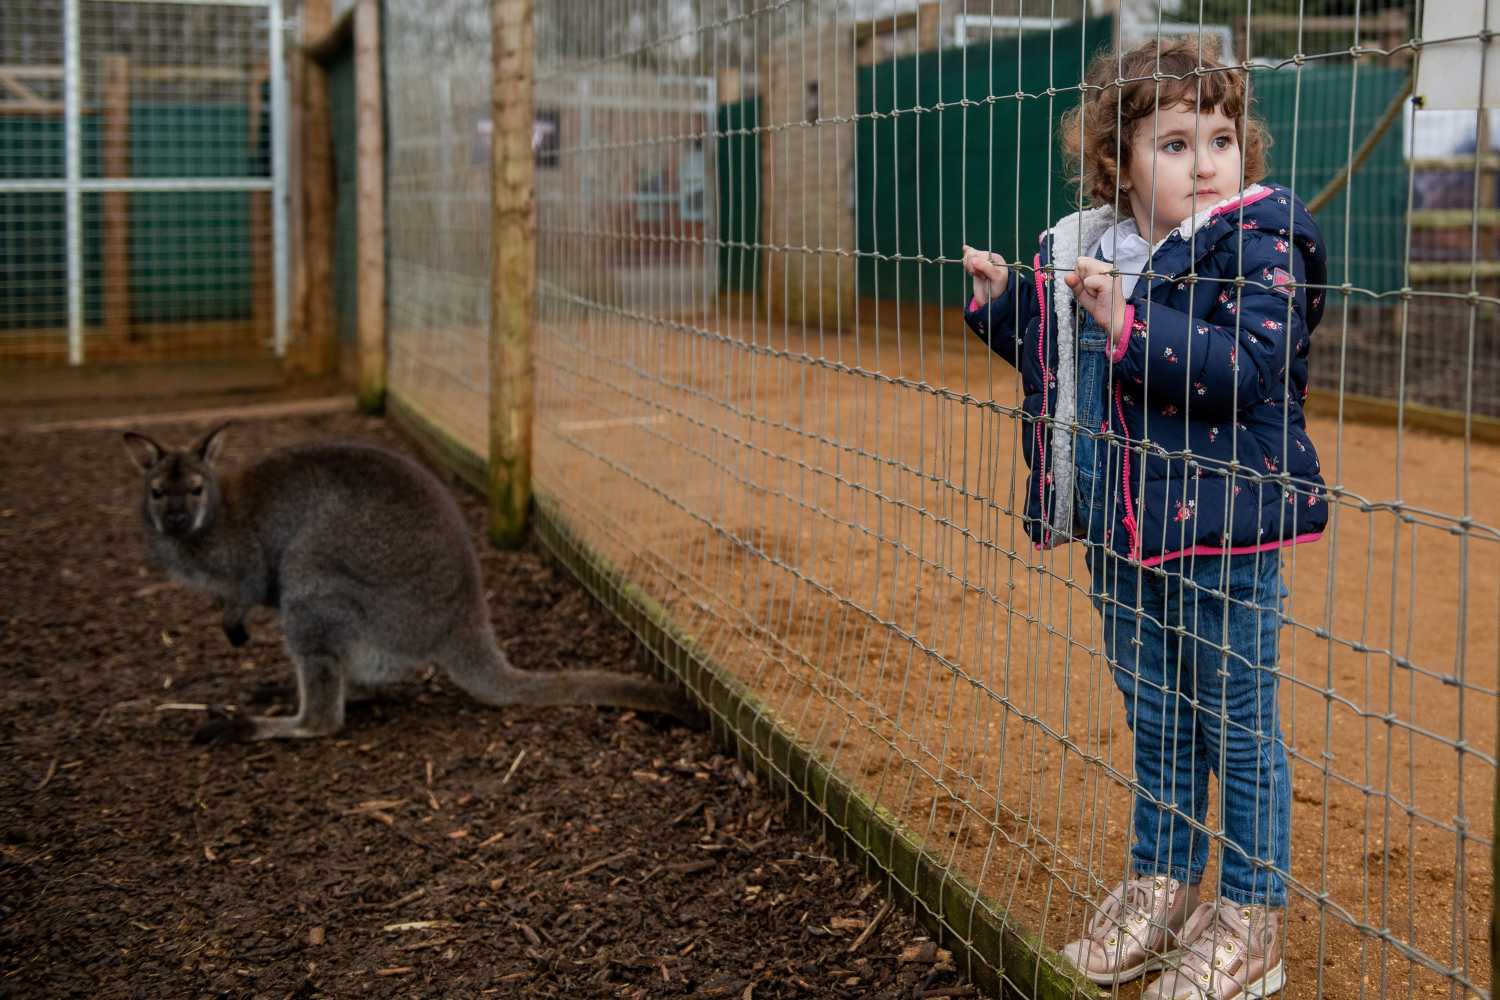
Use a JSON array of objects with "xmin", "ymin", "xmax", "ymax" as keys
[
  {"xmin": 224, "ymin": 622, "xmax": 250, "ymax": 647},
  {"xmin": 192, "ymin": 712, "xmax": 256, "ymax": 745}
]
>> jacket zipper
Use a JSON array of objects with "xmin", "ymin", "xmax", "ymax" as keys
[{"xmin": 1113, "ymin": 381, "xmax": 1141, "ymax": 558}]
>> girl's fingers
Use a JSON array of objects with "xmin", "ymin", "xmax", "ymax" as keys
[
  {"xmin": 1075, "ymin": 256, "xmax": 1108, "ymax": 279},
  {"xmin": 963, "ymin": 246, "xmax": 1005, "ymax": 269},
  {"xmin": 1083, "ymin": 274, "xmax": 1114, "ymax": 296}
]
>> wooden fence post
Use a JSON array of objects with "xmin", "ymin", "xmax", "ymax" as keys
[
  {"xmin": 488, "ymin": 0, "xmax": 534, "ymax": 548},
  {"xmin": 354, "ymin": 0, "xmax": 386, "ymax": 411},
  {"xmin": 291, "ymin": 0, "xmax": 338, "ymax": 378}
]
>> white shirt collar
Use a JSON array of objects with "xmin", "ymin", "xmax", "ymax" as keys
[{"xmin": 1095, "ymin": 218, "xmax": 1151, "ymax": 297}]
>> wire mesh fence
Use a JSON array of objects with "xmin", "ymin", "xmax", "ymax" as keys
[
  {"xmin": 0, "ymin": 0, "xmax": 288, "ymax": 367},
  {"xmin": 384, "ymin": 0, "xmax": 492, "ymax": 448},
  {"xmin": 383, "ymin": 1, "xmax": 1497, "ymax": 996}
]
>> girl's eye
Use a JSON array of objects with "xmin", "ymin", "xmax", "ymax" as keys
[
  {"xmin": 1163, "ymin": 140, "xmax": 1187, "ymax": 154},
  {"xmin": 1214, "ymin": 135, "xmax": 1234, "ymax": 149}
]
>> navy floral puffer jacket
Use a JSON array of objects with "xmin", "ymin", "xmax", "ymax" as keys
[{"xmin": 964, "ymin": 182, "xmax": 1329, "ymax": 566}]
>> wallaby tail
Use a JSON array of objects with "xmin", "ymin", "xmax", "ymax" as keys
[{"xmin": 442, "ymin": 629, "xmax": 700, "ymax": 722}]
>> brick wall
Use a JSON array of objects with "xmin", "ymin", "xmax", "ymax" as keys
[{"xmin": 761, "ymin": 20, "xmax": 857, "ymax": 332}]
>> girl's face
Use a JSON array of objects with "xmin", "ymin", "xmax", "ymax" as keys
[{"xmin": 1122, "ymin": 103, "xmax": 1244, "ymax": 243}]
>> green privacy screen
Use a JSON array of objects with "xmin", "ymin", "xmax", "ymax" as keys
[
  {"xmin": 717, "ymin": 96, "xmax": 761, "ymax": 294},
  {"xmin": 0, "ymin": 103, "xmax": 260, "ymax": 331},
  {"xmin": 853, "ymin": 23, "xmax": 1407, "ymax": 307},
  {"xmin": 1251, "ymin": 62, "xmax": 1409, "ymax": 298},
  {"xmin": 855, "ymin": 18, "xmax": 1114, "ymax": 306}
]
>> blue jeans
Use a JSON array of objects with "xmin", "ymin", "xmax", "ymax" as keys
[{"xmin": 1072, "ymin": 320, "xmax": 1292, "ymax": 907}]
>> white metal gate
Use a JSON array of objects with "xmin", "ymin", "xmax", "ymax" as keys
[{"xmin": 0, "ymin": 0, "xmax": 288, "ymax": 366}]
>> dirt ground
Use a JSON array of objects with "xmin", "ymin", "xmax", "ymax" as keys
[
  {"xmin": 0, "ymin": 409, "xmax": 979, "ymax": 999},
  {"xmin": 500, "ymin": 301, "xmax": 1495, "ymax": 1000}
]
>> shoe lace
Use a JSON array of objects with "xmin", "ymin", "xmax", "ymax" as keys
[
  {"xmin": 1174, "ymin": 900, "xmax": 1257, "ymax": 991},
  {"xmin": 1087, "ymin": 876, "xmax": 1169, "ymax": 946}
]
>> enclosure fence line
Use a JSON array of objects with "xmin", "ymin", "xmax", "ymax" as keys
[
  {"xmin": 381, "ymin": 2, "xmax": 1498, "ymax": 997},
  {"xmin": 0, "ymin": 0, "xmax": 291, "ymax": 368}
]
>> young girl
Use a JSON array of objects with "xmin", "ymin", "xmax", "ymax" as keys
[{"xmin": 960, "ymin": 37, "xmax": 1327, "ymax": 1000}]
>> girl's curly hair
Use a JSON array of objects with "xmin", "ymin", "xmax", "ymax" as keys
[{"xmin": 1060, "ymin": 35, "xmax": 1270, "ymax": 210}]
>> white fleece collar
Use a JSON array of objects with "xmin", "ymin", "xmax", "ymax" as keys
[{"xmin": 1044, "ymin": 205, "xmax": 1120, "ymax": 543}]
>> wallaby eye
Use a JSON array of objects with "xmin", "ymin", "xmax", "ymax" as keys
[
  {"xmin": 190, "ymin": 485, "xmax": 204, "ymax": 497},
  {"xmin": 150, "ymin": 487, "xmax": 165, "ymax": 500}
]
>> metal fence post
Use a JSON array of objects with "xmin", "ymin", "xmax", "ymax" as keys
[
  {"xmin": 63, "ymin": 0, "xmax": 82, "ymax": 365},
  {"xmin": 487, "ymin": 0, "xmax": 534, "ymax": 548}
]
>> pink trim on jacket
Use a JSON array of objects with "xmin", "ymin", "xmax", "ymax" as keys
[
  {"xmin": 1140, "ymin": 531, "xmax": 1324, "ymax": 568},
  {"xmin": 1109, "ymin": 304, "xmax": 1133, "ymax": 363},
  {"xmin": 968, "ymin": 295, "xmax": 981, "ymax": 313},
  {"xmin": 1113, "ymin": 382, "xmax": 1140, "ymax": 557},
  {"xmin": 1209, "ymin": 185, "xmax": 1274, "ymax": 218}
]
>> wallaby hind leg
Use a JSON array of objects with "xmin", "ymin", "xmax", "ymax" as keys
[
  {"xmin": 195, "ymin": 600, "xmax": 352, "ymax": 742},
  {"xmin": 248, "ymin": 679, "xmax": 380, "ymax": 707},
  {"xmin": 440, "ymin": 628, "xmax": 698, "ymax": 722}
]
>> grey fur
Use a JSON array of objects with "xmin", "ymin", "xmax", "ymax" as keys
[
  {"xmin": 1045, "ymin": 205, "xmax": 1120, "ymax": 542},
  {"xmin": 123, "ymin": 426, "xmax": 695, "ymax": 741}
]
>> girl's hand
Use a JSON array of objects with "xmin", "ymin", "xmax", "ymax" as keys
[
  {"xmin": 1066, "ymin": 256, "xmax": 1129, "ymax": 349},
  {"xmin": 962, "ymin": 245, "xmax": 1009, "ymax": 306}
]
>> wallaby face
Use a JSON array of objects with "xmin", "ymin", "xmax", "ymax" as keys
[
  {"xmin": 124, "ymin": 425, "xmax": 226, "ymax": 540},
  {"xmin": 121, "ymin": 425, "xmax": 698, "ymax": 743}
]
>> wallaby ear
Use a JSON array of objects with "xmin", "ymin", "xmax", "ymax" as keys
[
  {"xmin": 193, "ymin": 422, "xmax": 230, "ymax": 466},
  {"xmin": 122, "ymin": 431, "xmax": 165, "ymax": 471}
]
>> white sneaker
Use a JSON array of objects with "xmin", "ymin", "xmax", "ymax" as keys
[
  {"xmin": 1059, "ymin": 876, "xmax": 1199, "ymax": 985},
  {"xmin": 1141, "ymin": 898, "xmax": 1285, "ymax": 999}
]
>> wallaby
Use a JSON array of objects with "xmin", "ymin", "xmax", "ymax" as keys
[{"xmin": 123, "ymin": 424, "xmax": 696, "ymax": 741}]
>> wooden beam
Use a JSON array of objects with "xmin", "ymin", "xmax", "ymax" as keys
[
  {"xmin": 306, "ymin": 7, "xmax": 356, "ymax": 65},
  {"xmin": 488, "ymin": 0, "xmax": 535, "ymax": 548},
  {"xmin": 1408, "ymin": 209, "xmax": 1500, "ymax": 229},
  {"xmin": 1, "ymin": 63, "xmax": 262, "ymax": 83},
  {"xmin": 354, "ymin": 0, "xmax": 385, "ymax": 411},
  {"xmin": 134, "ymin": 65, "xmax": 259, "ymax": 82},
  {"xmin": 916, "ymin": 2, "xmax": 940, "ymax": 52},
  {"xmin": 1409, "ymin": 155, "xmax": 1500, "ymax": 173},
  {"xmin": 1305, "ymin": 390, "xmax": 1500, "ymax": 446},
  {"xmin": 289, "ymin": 0, "xmax": 338, "ymax": 378},
  {"xmin": 0, "ymin": 65, "xmax": 64, "ymax": 79},
  {"xmin": 853, "ymin": 9, "xmax": 919, "ymax": 44},
  {"xmin": 1242, "ymin": 11, "xmax": 1407, "ymax": 35},
  {"xmin": 1408, "ymin": 261, "xmax": 1500, "ymax": 281},
  {"xmin": 0, "ymin": 66, "xmax": 64, "ymax": 112},
  {"xmin": 0, "ymin": 100, "xmax": 67, "ymax": 115},
  {"xmin": 102, "ymin": 54, "xmax": 131, "ymax": 339},
  {"xmin": 1, "ymin": 74, "xmax": 44, "ymax": 102}
]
